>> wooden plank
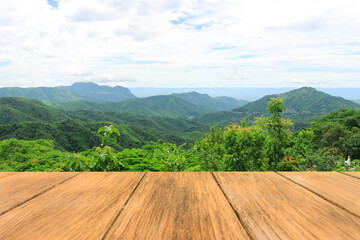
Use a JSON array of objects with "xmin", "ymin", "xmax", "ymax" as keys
[
  {"xmin": 105, "ymin": 172, "xmax": 250, "ymax": 240},
  {"xmin": 214, "ymin": 172, "xmax": 360, "ymax": 240},
  {"xmin": 0, "ymin": 172, "xmax": 15, "ymax": 178},
  {"xmin": 0, "ymin": 172, "xmax": 144, "ymax": 240},
  {"xmin": 0, "ymin": 172, "xmax": 77, "ymax": 215},
  {"xmin": 343, "ymin": 172, "xmax": 360, "ymax": 179},
  {"xmin": 280, "ymin": 172, "xmax": 360, "ymax": 217}
]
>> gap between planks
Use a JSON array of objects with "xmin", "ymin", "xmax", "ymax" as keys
[
  {"xmin": 0, "ymin": 173, "xmax": 80, "ymax": 217},
  {"xmin": 0, "ymin": 172, "xmax": 17, "ymax": 179},
  {"xmin": 101, "ymin": 172, "xmax": 147, "ymax": 240},
  {"xmin": 276, "ymin": 172, "xmax": 360, "ymax": 219},
  {"xmin": 211, "ymin": 172, "xmax": 255, "ymax": 240},
  {"xmin": 339, "ymin": 171, "xmax": 360, "ymax": 180}
]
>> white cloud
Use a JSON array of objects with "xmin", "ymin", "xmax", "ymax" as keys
[{"xmin": 0, "ymin": 0, "xmax": 359, "ymax": 87}]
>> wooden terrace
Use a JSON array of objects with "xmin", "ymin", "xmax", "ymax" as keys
[{"xmin": 0, "ymin": 172, "xmax": 359, "ymax": 239}]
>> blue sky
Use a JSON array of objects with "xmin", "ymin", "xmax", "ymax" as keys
[
  {"xmin": 0, "ymin": 0, "xmax": 359, "ymax": 88},
  {"xmin": 47, "ymin": 0, "xmax": 59, "ymax": 9}
]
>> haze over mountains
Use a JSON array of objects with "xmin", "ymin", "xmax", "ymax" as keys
[
  {"xmin": 0, "ymin": 82, "xmax": 137, "ymax": 102},
  {"xmin": 0, "ymin": 83, "xmax": 359, "ymax": 124},
  {"xmin": 1, "ymin": 84, "xmax": 360, "ymax": 151},
  {"xmin": 60, "ymin": 82, "xmax": 137, "ymax": 102},
  {"xmin": 130, "ymin": 87, "xmax": 360, "ymax": 101},
  {"xmin": 0, "ymin": 82, "xmax": 249, "ymax": 116}
]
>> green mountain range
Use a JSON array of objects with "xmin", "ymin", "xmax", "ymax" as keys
[
  {"xmin": 60, "ymin": 82, "xmax": 137, "ymax": 102},
  {"xmin": 0, "ymin": 82, "xmax": 136, "ymax": 102},
  {"xmin": 354, "ymin": 99, "xmax": 360, "ymax": 104},
  {"xmin": 234, "ymin": 87, "xmax": 359, "ymax": 114},
  {"xmin": 0, "ymin": 98, "xmax": 68, "ymax": 124},
  {"xmin": 0, "ymin": 87, "xmax": 85, "ymax": 102},
  {"xmin": 171, "ymin": 92, "xmax": 248, "ymax": 111},
  {"xmin": 50, "ymin": 95, "xmax": 215, "ymax": 118},
  {"xmin": 0, "ymin": 97, "xmax": 208, "ymax": 151},
  {"xmin": 1, "ymin": 87, "xmax": 359, "ymax": 151},
  {"xmin": 194, "ymin": 87, "xmax": 360, "ymax": 128}
]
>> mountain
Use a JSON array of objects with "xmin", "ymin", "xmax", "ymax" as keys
[
  {"xmin": 234, "ymin": 87, "xmax": 360, "ymax": 114},
  {"xmin": 131, "ymin": 87, "xmax": 360, "ymax": 101},
  {"xmin": 60, "ymin": 82, "xmax": 136, "ymax": 102},
  {"xmin": 130, "ymin": 87, "xmax": 296, "ymax": 100},
  {"xmin": 0, "ymin": 97, "xmax": 68, "ymax": 124},
  {"xmin": 171, "ymin": 92, "xmax": 248, "ymax": 111},
  {"xmin": 0, "ymin": 97, "xmax": 209, "ymax": 151},
  {"xmin": 194, "ymin": 87, "xmax": 360, "ymax": 128},
  {"xmin": 50, "ymin": 95, "xmax": 215, "ymax": 118},
  {"xmin": 0, "ymin": 87, "xmax": 85, "ymax": 102},
  {"xmin": 355, "ymin": 99, "xmax": 360, "ymax": 104}
]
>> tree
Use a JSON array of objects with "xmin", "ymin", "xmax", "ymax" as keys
[{"xmin": 257, "ymin": 97, "xmax": 293, "ymax": 169}]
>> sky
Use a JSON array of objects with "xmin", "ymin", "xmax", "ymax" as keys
[{"xmin": 0, "ymin": 0, "xmax": 360, "ymax": 88}]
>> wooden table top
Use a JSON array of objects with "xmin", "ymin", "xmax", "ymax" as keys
[{"xmin": 0, "ymin": 172, "xmax": 359, "ymax": 239}]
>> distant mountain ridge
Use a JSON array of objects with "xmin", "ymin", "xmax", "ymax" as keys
[
  {"xmin": 233, "ymin": 87, "xmax": 360, "ymax": 114},
  {"xmin": 0, "ymin": 82, "xmax": 136, "ymax": 102},
  {"xmin": 60, "ymin": 82, "xmax": 136, "ymax": 102},
  {"xmin": 50, "ymin": 95, "xmax": 215, "ymax": 118},
  {"xmin": 355, "ymin": 99, "xmax": 360, "ymax": 104},
  {"xmin": 171, "ymin": 92, "xmax": 248, "ymax": 111},
  {"xmin": 0, "ymin": 87, "xmax": 86, "ymax": 102},
  {"xmin": 194, "ymin": 87, "xmax": 360, "ymax": 128}
]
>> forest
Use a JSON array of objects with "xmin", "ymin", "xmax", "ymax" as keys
[{"xmin": 1, "ymin": 97, "xmax": 359, "ymax": 172}]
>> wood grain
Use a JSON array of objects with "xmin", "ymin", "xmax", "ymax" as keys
[
  {"xmin": 0, "ymin": 172, "xmax": 15, "ymax": 179},
  {"xmin": 214, "ymin": 172, "xmax": 360, "ymax": 240},
  {"xmin": 105, "ymin": 172, "xmax": 249, "ymax": 240},
  {"xmin": 0, "ymin": 172, "xmax": 76, "ymax": 215},
  {"xmin": 343, "ymin": 172, "xmax": 360, "ymax": 179},
  {"xmin": 280, "ymin": 172, "xmax": 360, "ymax": 217},
  {"xmin": 0, "ymin": 172, "xmax": 144, "ymax": 240}
]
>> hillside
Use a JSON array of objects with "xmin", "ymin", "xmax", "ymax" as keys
[
  {"xmin": 0, "ymin": 87, "xmax": 85, "ymax": 102},
  {"xmin": 194, "ymin": 87, "xmax": 360, "ymax": 128},
  {"xmin": 0, "ymin": 98, "xmax": 68, "ymax": 124},
  {"xmin": 60, "ymin": 82, "xmax": 136, "ymax": 102},
  {"xmin": 311, "ymin": 109, "xmax": 360, "ymax": 130},
  {"xmin": 355, "ymin": 99, "xmax": 360, "ymax": 104},
  {"xmin": 0, "ymin": 97, "xmax": 209, "ymax": 151},
  {"xmin": 50, "ymin": 95, "xmax": 215, "ymax": 118},
  {"xmin": 234, "ymin": 87, "xmax": 360, "ymax": 114},
  {"xmin": 171, "ymin": 92, "xmax": 248, "ymax": 111}
]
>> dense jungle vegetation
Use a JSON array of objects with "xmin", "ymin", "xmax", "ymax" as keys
[{"xmin": 1, "ymin": 98, "xmax": 359, "ymax": 172}]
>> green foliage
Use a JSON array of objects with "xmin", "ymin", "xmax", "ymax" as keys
[
  {"xmin": 348, "ymin": 134, "xmax": 360, "ymax": 160},
  {"xmin": 120, "ymin": 142, "xmax": 200, "ymax": 171},
  {"xmin": 192, "ymin": 126, "xmax": 227, "ymax": 171},
  {"xmin": 223, "ymin": 123, "xmax": 267, "ymax": 171},
  {"xmin": 62, "ymin": 125, "xmax": 124, "ymax": 171},
  {"xmin": 312, "ymin": 109, "xmax": 360, "ymax": 131},
  {"xmin": 0, "ymin": 139, "xmax": 65, "ymax": 171},
  {"xmin": 2, "ymin": 94, "xmax": 360, "ymax": 173},
  {"xmin": 98, "ymin": 124, "xmax": 120, "ymax": 145},
  {"xmin": 257, "ymin": 98, "xmax": 293, "ymax": 169}
]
